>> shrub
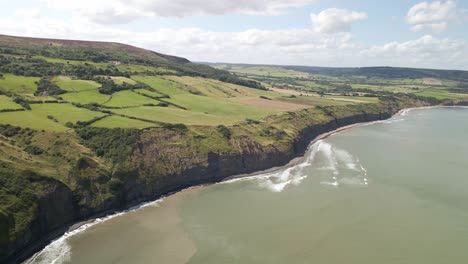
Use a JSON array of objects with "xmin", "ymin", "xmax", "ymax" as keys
[
  {"xmin": 24, "ymin": 145, "xmax": 45, "ymax": 155},
  {"xmin": 217, "ymin": 125, "xmax": 231, "ymax": 139}
]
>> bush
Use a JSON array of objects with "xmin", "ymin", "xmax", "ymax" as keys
[
  {"xmin": 24, "ymin": 145, "xmax": 45, "ymax": 155},
  {"xmin": 217, "ymin": 125, "xmax": 231, "ymax": 139},
  {"xmin": 161, "ymin": 123, "xmax": 188, "ymax": 133},
  {"xmin": 245, "ymin": 118, "xmax": 260, "ymax": 124}
]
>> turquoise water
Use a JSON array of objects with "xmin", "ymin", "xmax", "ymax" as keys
[{"xmin": 27, "ymin": 107, "xmax": 468, "ymax": 264}]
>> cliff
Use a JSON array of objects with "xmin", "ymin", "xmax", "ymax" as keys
[{"xmin": 0, "ymin": 96, "xmax": 432, "ymax": 263}]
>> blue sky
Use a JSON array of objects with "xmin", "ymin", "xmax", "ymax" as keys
[{"xmin": 0, "ymin": 0, "xmax": 467, "ymax": 69}]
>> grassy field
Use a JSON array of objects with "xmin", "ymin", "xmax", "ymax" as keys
[
  {"xmin": 61, "ymin": 89, "xmax": 111, "ymax": 104},
  {"xmin": 214, "ymin": 64, "xmax": 309, "ymax": 78},
  {"xmin": 104, "ymin": 90, "xmax": 159, "ymax": 107},
  {"xmin": 165, "ymin": 76, "xmax": 277, "ymax": 98},
  {"xmin": 54, "ymin": 76, "xmax": 101, "ymax": 92},
  {"xmin": 0, "ymin": 110, "xmax": 68, "ymax": 131},
  {"xmin": 112, "ymin": 106, "xmax": 246, "ymax": 125},
  {"xmin": 30, "ymin": 104, "xmax": 105, "ymax": 125},
  {"xmin": 134, "ymin": 88, "xmax": 164, "ymax": 98},
  {"xmin": 166, "ymin": 93, "xmax": 279, "ymax": 118},
  {"xmin": 0, "ymin": 74, "xmax": 39, "ymax": 95},
  {"xmin": 130, "ymin": 75, "xmax": 188, "ymax": 95},
  {"xmin": 0, "ymin": 95, "xmax": 22, "ymax": 110},
  {"xmin": 92, "ymin": 115, "xmax": 156, "ymax": 129},
  {"xmin": 109, "ymin": 76, "xmax": 137, "ymax": 85},
  {"xmin": 415, "ymin": 89, "xmax": 468, "ymax": 100}
]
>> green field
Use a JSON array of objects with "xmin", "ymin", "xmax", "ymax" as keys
[
  {"xmin": 214, "ymin": 65, "xmax": 309, "ymax": 78},
  {"xmin": 0, "ymin": 95, "xmax": 22, "ymax": 110},
  {"xmin": 131, "ymin": 76, "xmax": 187, "ymax": 95},
  {"xmin": 167, "ymin": 93, "xmax": 279, "ymax": 118},
  {"xmin": 54, "ymin": 76, "xmax": 101, "ymax": 92},
  {"xmin": 415, "ymin": 89, "xmax": 467, "ymax": 100},
  {"xmin": 61, "ymin": 89, "xmax": 111, "ymax": 104},
  {"xmin": 30, "ymin": 104, "xmax": 105, "ymax": 125},
  {"xmin": 92, "ymin": 115, "xmax": 156, "ymax": 129},
  {"xmin": 134, "ymin": 88, "xmax": 164, "ymax": 98},
  {"xmin": 0, "ymin": 110, "xmax": 68, "ymax": 131},
  {"xmin": 104, "ymin": 90, "xmax": 159, "ymax": 107},
  {"xmin": 109, "ymin": 76, "xmax": 137, "ymax": 85},
  {"xmin": 112, "ymin": 106, "xmax": 241, "ymax": 125},
  {"xmin": 0, "ymin": 74, "xmax": 39, "ymax": 95}
]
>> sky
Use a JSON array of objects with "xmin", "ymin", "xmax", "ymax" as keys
[{"xmin": 0, "ymin": 0, "xmax": 467, "ymax": 70}]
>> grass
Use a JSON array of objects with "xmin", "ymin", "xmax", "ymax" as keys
[
  {"xmin": 0, "ymin": 74, "xmax": 39, "ymax": 95},
  {"xmin": 109, "ymin": 76, "xmax": 136, "ymax": 85},
  {"xmin": 134, "ymin": 89, "xmax": 163, "ymax": 98},
  {"xmin": 0, "ymin": 95, "xmax": 22, "ymax": 110},
  {"xmin": 215, "ymin": 65, "xmax": 309, "ymax": 78},
  {"xmin": 30, "ymin": 104, "xmax": 105, "ymax": 125},
  {"xmin": 415, "ymin": 89, "xmax": 468, "ymax": 100},
  {"xmin": 326, "ymin": 95, "xmax": 380, "ymax": 103},
  {"xmin": 277, "ymin": 96, "xmax": 353, "ymax": 107},
  {"xmin": 131, "ymin": 75, "xmax": 187, "ymax": 95},
  {"xmin": 33, "ymin": 56, "xmax": 108, "ymax": 68},
  {"xmin": 61, "ymin": 89, "xmax": 111, "ymax": 104},
  {"xmin": 0, "ymin": 111, "xmax": 67, "ymax": 131},
  {"xmin": 165, "ymin": 76, "xmax": 276, "ymax": 98},
  {"xmin": 104, "ymin": 90, "xmax": 159, "ymax": 107},
  {"xmin": 112, "ymin": 106, "xmax": 243, "ymax": 125},
  {"xmin": 92, "ymin": 115, "xmax": 156, "ymax": 129},
  {"xmin": 54, "ymin": 76, "xmax": 101, "ymax": 92},
  {"xmin": 166, "ymin": 93, "xmax": 279, "ymax": 119}
]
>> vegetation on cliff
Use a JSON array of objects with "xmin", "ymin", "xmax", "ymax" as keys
[{"xmin": 0, "ymin": 34, "xmax": 467, "ymax": 262}]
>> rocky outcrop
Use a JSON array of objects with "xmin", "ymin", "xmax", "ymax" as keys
[{"xmin": 1, "ymin": 178, "xmax": 75, "ymax": 263}]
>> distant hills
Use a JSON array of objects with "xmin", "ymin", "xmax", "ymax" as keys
[
  {"xmin": 0, "ymin": 34, "xmax": 262, "ymax": 89},
  {"xmin": 204, "ymin": 62, "xmax": 468, "ymax": 83}
]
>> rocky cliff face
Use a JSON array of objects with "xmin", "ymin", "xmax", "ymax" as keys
[
  {"xmin": 1, "ymin": 178, "xmax": 75, "ymax": 263},
  {"xmin": 1, "ymin": 100, "xmax": 427, "ymax": 263}
]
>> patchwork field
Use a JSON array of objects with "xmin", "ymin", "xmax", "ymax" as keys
[
  {"xmin": 61, "ymin": 89, "xmax": 111, "ymax": 104},
  {"xmin": 0, "ymin": 74, "xmax": 39, "ymax": 95},
  {"xmin": 104, "ymin": 90, "xmax": 158, "ymax": 107},
  {"xmin": 54, "ymin": 76, "xmax": 101, "ymax": 92},
  {"xmin": 92, "ymin": 115, "xmax": 156, "ymax": 129},
  {"xmin": 0, "ymin": 95, "xmax": 22, "ymax": 110},
  {"xmin": 2, "ymin": 55, "xmax": 465, "ymax": 132}
]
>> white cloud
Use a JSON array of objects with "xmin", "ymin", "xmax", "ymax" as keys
[
  {"xmin": 311, "ymin": 8, "xmax": 368, "ymax": 34},
  {"xmin": 41, "ymin": 0, "xmax": 316, "ymax": 24},
  {"xmin": 406, "ymin": 0, "xmax": 458, "ymax": 33},
  {"xmin": 361, "ymin": 35, "xmax": 466, "ymax": 69},
  {"xmin": 0, "ymin": 12, "xmax": 466, "ymax": 70},
  {"xmin": 14, "ymin": 8, "xmax": 41, "ymax": 20}
]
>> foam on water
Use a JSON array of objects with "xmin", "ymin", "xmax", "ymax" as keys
[
  {"xmin": 225, "ymin": 140, "xmax": 369, "ymax": 192},
  {"xmin": 25, "ymin": 198, "xmax": 164, "ymax": 264}
]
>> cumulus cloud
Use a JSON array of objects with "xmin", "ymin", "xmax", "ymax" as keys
[
  {"xmin": 311, "ymin": 8, "xmax": 368, "ymax": 34},
  {"xmin": 41, "ymin": 0, "xmax": 315, "ymax": 24},
  {"xmin": 361, "ymin": 35, "xmax": 466, "ymax": 69},
  {"xmin": 406, "ymin": 0, "xmax": 459, "ymax": 33},
  {"xmin": 2, "ymin": 12, "xmax": 466, "ymax": 70}
]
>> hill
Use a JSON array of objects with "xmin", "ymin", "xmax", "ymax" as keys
[
  {"xmin": 205, "ymin": 62, "xmax": 468, "ymax": 82},
  {"xmin": 0, "ymin": 34, "xmax": 467, "ymax": 263}
]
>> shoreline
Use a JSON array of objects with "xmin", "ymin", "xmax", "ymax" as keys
[{"xmin": 18, "ymin": 105, "xmax": 464, "ymax": 264}]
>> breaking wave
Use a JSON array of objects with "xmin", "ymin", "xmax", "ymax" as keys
[
  {"xmin": 224, "ymin": 140, "xmax": 369, "ymax": 192},
  {"xmin": 24, "ymin": 199, "xmax": 163, "ymax": 264}
]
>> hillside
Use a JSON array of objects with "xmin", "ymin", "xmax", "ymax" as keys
[
  {"xmin": 0, "ymin": 34, "xmax": 467, "ymax": 263},
  {"xmin": 207, "ymin": 62, "xmax": 468, "ymax": 82},
  {"xmin": 208, "ymin": 63, "xmax": 468, "ymax": 100}
]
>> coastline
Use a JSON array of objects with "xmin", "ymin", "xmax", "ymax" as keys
[{"xmin": 16, "ymin": 104, "xmax": 466, "ymax": 264}]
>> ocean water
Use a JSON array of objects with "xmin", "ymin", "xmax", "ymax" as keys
[{"xmin": 26, "ymin": 107, "xmax": 468, "ymax": 264}]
